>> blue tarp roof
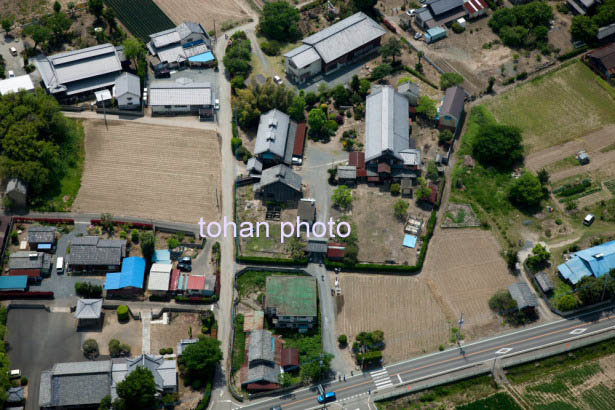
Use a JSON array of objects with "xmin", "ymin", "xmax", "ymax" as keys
[
  {"xmin": 104, "ymin": 256, "xmax": 145, "ymax": 290},
  {"xmin": 0, "ymin": 275, "xmax": 28, "ymax": 290},
  {"xmin": 558, "ymin": 240, "xmax": 615, "ymax": 284},
  {"xmin": 37, "ymin": 243, "xmax": 52, "ymax": 250},
  {"xmin": 427, "ymin": 27, "xmax": 447, "ymax": 36},
  {"xmin": 188, "ymin": 51, "xmax": 215, "ymax": 63},
  {"xmin": 403, "ymin": 234, "xmax": 417, "ymax": 248},
  {"xmin": 152, "ymin": 250, "xmax": 171, "ymax": 264}
]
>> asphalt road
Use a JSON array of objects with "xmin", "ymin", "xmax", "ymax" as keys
[{"xmin": 237, "ymin": 307, "xmax": 615, "ymax": 410}]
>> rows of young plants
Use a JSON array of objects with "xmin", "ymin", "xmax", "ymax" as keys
[{"xmin": 105, "ymin": 0, "xmax": 174, "ymax": 41}]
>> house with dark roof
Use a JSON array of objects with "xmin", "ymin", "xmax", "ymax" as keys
[
  {"xmin": 265, "ymin": 275, "xmax": 317, "ymax": 330},
  {"xmin": 398, "ymin": 81, "xmax": 421, "ymax": 106},
  {"xmin": 284, "ymin": 12, "xmax": 386, "ymax": 83},
  {"xmin": 113, "ymin": 72, "xmax": 141, "ymax": 110},
  {"xmin": 111, "ymin": 355, "xmax": 177, "ymax": 400},
  {"xmin": 586, "ymin": 43, "xmax": 615, "ymax": 81},
  {"xmin": 365, "ymin": 86, "xmax": 421, "ymax": 183},
  {"xmin": 27, "ymin": 225, "xmax": 56, "ymax": 252},
  {"xmin": 415, "ymin": 0, "xmax": 468, "ymax": 30},
  {"xmin": 104, "ymin": 256, "xmax": 146, "ymax": 297},
  {"xmin": 598, "ymin": 23, "xmax": 615, "ymax": 44},
  {"xmin": 535, "ymin": 272, "xmax": 554, "ymax": 294},
  {"xmin": 298, "ymin": 199, "xmax": 316, "ymax": 226},
  {"xmin": 337, "ymin": 165, "xmax": 357, "ymax": 185},
  {"xmin": 508, "ymin": 282, "xmax": 538, "ymax": 310},
  {"xmin": 147, "ymin": 22, "xmax": 214, "ymax": 67},
  {"xmin": 8, "ymin": 251, "xmax": 51, "ymax": 282},
  {"xmin": 240, "ymin": 329, "xmax": 282, "ymax": 391},
  {"xmin": 254, "ymin": 165, "xmax": 303, "ymax": 202},
  {"xmin": 281, "ymin": 347, "xmax": 299, "ymax": 372},
  {"xmin": 438, "ymin": 86, "xmax": 467, "ymax": 131},
  {"xmin": 68, "ymin": 236, "xmax": 126, "ymax": 273},
  {"xmin": 567, "ymin": 0, "xmax": 597, "ymax": 15},
  {"xmin": 33, "ymin": 43, "xmax": 125, "ymax": 98},
  {"xmin": 74, "ymin": 298, "xmax": 103, "ymax": 328},
  {"xmin": 254, "ymin": 109, "xmax": 299, "ymax": 167},
  {"xmin": 5, "ymin": 178, "xmax": 27, "ymax": 207}
]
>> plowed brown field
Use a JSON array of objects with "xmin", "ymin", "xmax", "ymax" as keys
[
  {"xmin": 74, "ymin": 120, "xmax": 220, "ymax": 224},
  {"xmin": 153, "ymin": 0, "xmax": 248, "ymax": 31}
]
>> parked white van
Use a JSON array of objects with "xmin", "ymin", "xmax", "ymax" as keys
[{"xmin": 56, "ymin": 257, "xmax": 64, "ymax": 274}]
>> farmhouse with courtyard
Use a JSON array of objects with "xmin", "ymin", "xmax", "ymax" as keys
[
  {"xmin": 147, "ymin": 22, "xmax": 215, "ymax": 67},
  {"xmin": 284, "ymin": 12, "xmax": 386, "ymax": 83},
  {"xmin": 415, "ymin": 0, "xmax": 469, "ymax": 30}
]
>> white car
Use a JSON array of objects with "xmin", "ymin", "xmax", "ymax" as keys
[
  {"xmin": 214, "ymin": 99, "xmax": 220, "ymax": 110},
  {"xmin": 9, "ymin": 369, "xmax": 20, "ymax": 379},
  {"xmin": 8, "ymin": 70, "xmax": 15, "ymax": 78},
  {"xmin": 414, "ymin": 32, "xmax": 423, "ymax": 40},
  {"xmin": 273, "ymin": 75, "xmax": 282, "ymax": 85},
  {"xmin": 9, "ymin": 46, "xmax": 17, "ymax": 56},
  {"xmin": 406, "ymin": 9, "xmax": 416, "ymax": 16}
]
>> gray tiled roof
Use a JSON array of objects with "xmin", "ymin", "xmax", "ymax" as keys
[
  {"xmin": 27, "ymin": 225, "xmax": 56, "ymax": 244},
  {"xmin": 284, "ymin": 44, "xmax": 321, "ymax": 69},
  {"xmin": 254, "ymin": 109, "xmax": 293, "ymax": 161},
  {"xmin": 114, "ymin": 72, "xmax": 141, "ymax": 98},
  {"xmin": 256, "ymin": 165, "xmax": 302, "ymax": 192},
  {"xmin": 398, "ymin": 82, "xmax": 420, "ymax": 98},
  {"xmin": 440, "ymin": 86, "xmax": 467, "ymax": 121},
  {"xmin": 149, "ymin": 79, "xmax": 212, "ymax": 106},
  {"xmin": 150, "ymin": 22, "xmax": 206, "ymax": 48},
  {"xmin": 7, "ymin": 387, "xmax": 24, "ymax": 403},
  {"xmin": 365, "ymin": 86, "xmax": 410, "ymax": 163},
  {"xmin": 598, "ymin": 23, "xmax": 615, "ymax": 40},
  {"xmin": 248, "ymin": 330, "xmax": 275, "ymax": 362},
  {"xmin": 247, "ymin": 157, "xmax": 263, "ymax": 173},
  {"xmin": 6, "ymin": 178, "xmax": 26, "ymax": 195},
  {"xmin": 535, "ymin": 272, "xmax": 554, "ymax": 293},
  {"xmin": 69, "ymin": 236, "xmax": 126, "ymax": 266},
  {"xmin": 125, "ymin": 355, "xmax": 177, "ymax": 390},
  {"xmin": 337, "ymin": 165, "xmax": 357, "ymax": 179},
  {"xmin": 9, "ymin": 251, "xmax": 50, "ymax": 270},
  {"xmin": 247, "ymin": 363, "xmax": 280, "ymax": 385},
  {"xmin": 298, "ymin": 200, "xmax": 316, "ymax": 222},
  {"xmin": 300, "ymin": 12, "xmax": 385, "ymax": 64},
  {"xmin": 307, "ymin": 238, "xmax": 328, "ymax": 253},
  {"xmin": 74, "ymin": 298, "xmax": 103, "ymax": 319},
  {"xmin": 508, "ymin": 282, "xmax": 538, "ymax": 309},
  {"xmin": 427, "ymin": 0, "xmax": 464, "ymax": 16}
]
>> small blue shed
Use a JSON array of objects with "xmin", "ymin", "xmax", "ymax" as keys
[{"xmin": 425, "ymin": 27, "xmax": 448, "ymax": 44}]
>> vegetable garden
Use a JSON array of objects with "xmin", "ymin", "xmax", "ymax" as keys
[{"xmin": 105, "ymin": 0, "xmax": 175, "ymax": 41}]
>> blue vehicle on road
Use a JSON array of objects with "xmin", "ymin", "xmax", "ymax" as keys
[{"xmin": 318, "ymin": 392, "xmax": 336, "ymax": 404}]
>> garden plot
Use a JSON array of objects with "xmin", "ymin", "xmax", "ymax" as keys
[
  {"xmin": 153, "ymin": 0, "xmax": 249, "ymax": 31},
  {"xmin": 441, "ymin": 203, "xmax": 480, "ymax": 228},
  {"xmin": 74, "ymin": 120, "xmax": 221, "ymax": 224}
]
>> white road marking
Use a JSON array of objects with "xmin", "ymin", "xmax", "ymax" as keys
[
  {"xmin": 570, "ymin": 328, "xmax": 587, "ymax": 335},
  {"xmin": 371, "ymin": 368, "xmax": 394, "ymax": 390},
  {"xmin": 495, "ymin": 347, "xmax": 513, "ymax": 354}
]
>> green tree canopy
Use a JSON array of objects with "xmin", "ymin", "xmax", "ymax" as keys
[
  {"xmin": 472, "ymin": 124, "xmax": 523, "ymax": 169},
  {"xmin": 1, "ymin": 16, "xmax": 14, "ymax": 33},
  {"xmin": 139, "ymin": 232, "xmax": 155, "ymax": 261},
  {"xmin": 260, "ymin": 1, "xmax": 300, "ymax": 41},
  {"xmin": 182, "ymin": 336, "xmax": 223, "ymax": 377},
  {"xmin": 526, "ymin": 243, "xmax": 551, "ymax": 271},
  {"xmin": 308, "ymin": 108, "xmax": 328, "ymax": 138},
  {"xmin": 394, "ymin": 199, "xmax": 409, "ymax": 220},
  {"xmin": 380, "ymin": 37, "xmax": 402, "ymax": 64},
  {"xmin": 571, "ymin": 15, "xmax": 599, "ymax": 44},
  {"xmin": 25, "ymin": 24, "xmax": 52, "ymax": 49},
  {"xmin": 332, "ymin": 185, "xmax": 353, "ymax": 210},
  {"xmin": 353, "ymin": 0, "xmax": 378, "ymax": 14},
  {"xmin": 416, "ymin": 96, "xmax": 437, "ymax": 120},
  {"xmin": 509, "ymin": 171, "xmax": 543, "ymax": 208},
  {"xmin": 288, "ymin": 95, "xmax": 306, "ymax": 122},
  {"xmin": 440, "ymin": 72, "xmax": 464, "ymax": 90},
  {"xmin": 87, "ymin": 0, "xmax": 104, "ymax": 19},
  {"xmin": 122, "ymin": 37, "xmax": 146, "ymax": 70},
  {"xmin": 115, "ymin": 366, "xmax": 157, "ymax": 410}
]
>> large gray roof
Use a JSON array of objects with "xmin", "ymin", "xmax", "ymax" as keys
[
  {"xmin": 256, "ymin": 165, "xmax": 302, "ymax": 192},
  {"xmin": 149, "ymin": 79, "xmax": 212, "ymax": 106},
  {"xmin": 248, "ymin": 329, "xmax": 275, "ymax": 363},
  {"xmin": 427, "ymin": 0, "xmax": 464, "ymax": 15},
  {"xmin": 149, "ymin": 22, "xmax": 207, "ymax": 48},
  {"xmin": 33, "ymin": 43, "xmax": 122, "ymax": 95},
  {"xmin": 247, "ymin": 363, "xmax": 280, "ymax": 385},
  {"xmin": 9, "ymin": 251, "xmax": 49, "ymax": 270},
  {"xmin": 69, "ymin": 236, "xmax": 126, "ymax": 266},
  {"xmin": 598, "ymin": 23, "xmax": 615, "ymax": 40},
  {"xmin": 27, "ymin": 225, "xmax": 56, "ymax": 244},
  {"xmin": 293, "ymin": 12, "xmax": 385, "ymax": 64},
  {"xmin": 114, "ymin": 72, "xmax": 141, "ymax": 98},
  {"xmin": 254, "ymin": 109, "xmax": 295, "ymax": 162},
  {"xmin": 440, "ymin": 86, "xmax": 466, "ymax": 121},
  {"xmin": 284, "ymin": 44, "xmax": 321, "ymax": 69},
  {"xmin": 508, "ymin": 282, "xmax": 538, "ymax": 309},
  {"xmin": 365, "ymin": 86, "xmax": 410, "ymax": 163},
  {"xmin": 74, "ymin": 298, "xmax": 103, "ymax": 319}
]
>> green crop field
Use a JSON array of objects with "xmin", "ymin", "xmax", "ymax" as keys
[
  {"xmin": 484, "ymin": 61, "xmax": 615, "ymax": 153},
  {"xmin": 456, "ymin": 393, "xmax": 521, "ymax": 410},
  {"xmin": 105, "ymin": 0, "xmax": 175, "ymax": 41}
]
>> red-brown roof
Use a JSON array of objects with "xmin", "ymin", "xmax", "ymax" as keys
[
  {"xmin": 464, "ymin": 0, "xmax": 487, "ymax": 14},
  {"xmin": 349, "ymin": 152, "xmax": 367, "ymax": 177},
  {"xmin": 187, "ymin": 275, "xmax": 205, "ymax": 290},
  {"xmin": 588, "ymin": 43, "xmax": 615, "ymax": 72},
  {"xmin": 378, "ymin": 162, "xmax": 391, "ymax": 174},
  {"xmin": 9, "ymin": 269, "xmax": 41, "ymax": 278},
  {"xmin": 246, "ymin": 382, "xmax": 281, "ymax": 391},
  {"xmin": 281, "ymin": 347, "xmax": 299, "ymax": 368},
  {"xmin": 367, "ymin": 176, "xmax": 380, "ymax": 182},
  {"xmin": 169, "ymin": 268, "xmax": 181, "ymax": 291},
  {"xmin": 328, "ymin": 243, "xmax": 346, "ymax": 259},
  {"xmin": 293, "ymin": 122, "xmax": 307, "ymax": 157},
  {"xmin": 428, "ymin": 183, "xmax": 439, "ymax": 205}
]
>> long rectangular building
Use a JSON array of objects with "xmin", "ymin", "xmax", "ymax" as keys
[{"xmin": 284, "ymin": 12, "xmax": 385, "ymax": 83}]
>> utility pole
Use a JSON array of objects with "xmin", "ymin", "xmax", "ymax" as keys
[{"xmin": 456, "ymin": 312, "xmax": 464, "ymax": 346}]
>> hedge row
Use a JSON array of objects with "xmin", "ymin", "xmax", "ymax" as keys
[
  {"xmin": 174, "ymin": 295, "xmax": 219, "ymax": 304},
  {"xmin": 13, "ymin": 217, "xmax": 74, "ymax": 225},
  {"xmin": 90, "ymin": 219, "xmax": 154, "ymax": 229},
  {"xmin": 403, "ymin": 66, "xmax": 439, "ymax": 89},
  {"xmin": 236, "ymin": 255, "xmax": 308, "ymax": 266},
  {"xmin": 0, "ymin": 291, "xmax": 54, "ymax": 299},
  {"xmin": 299, "ymin": 0, "xmax": 327, "ymax": 12},
  {"xmin": 558, "ymin": 46, "xmax": 588, "ymax": 62}
]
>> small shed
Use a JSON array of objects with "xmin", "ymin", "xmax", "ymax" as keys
[
  {"xmin": 398, "ymin": 81, "xmax": 421, "ymax": 106},
  {"xmin": 281, "ymin": 347, "xmax": 299, "ymax": 371},
  {"xmin": 5, "ymin": 178, "xmax": 27, "ymax": 208},
  {"xmin": 6, "ymin": 387, "xmax": 24, "ymax": 405},
  {"xmin": 327, "ymin": 242, "xmax": 346, "ymax": 261},
  {"xmin": 95, "ymin": 89, "xmax": 112, "ymax": 107},
  {"xmin": 113, "ymin": 72, "xmax": 141, "ymax": 110},
  {"xmin": 508, "ymin": 282, "xmax": 538, "ymax": 310},
  {"xmin": 74, "ymin": 298, "xmax": 103, "ymax": 328},
  {"xmin": 247, "ymin": 157, "xmax": 263, "ymax": 175},
  {"xmin": 535, "ymin": 272, "xmax": 554, "ymax": 293},
  {"xmin": 337, "ymin": 165, "xmax": 357, "ymax": 185},
  {"xmin": 307, "ymin": 238, "xmax": 328, "ymax": 256},
  {"xmin": 28, "ymin": 226, "xmax": 56, "ymax": 252},
  {"xmin": 297, "ymin": 199, "xmax": 316, "ymax": 225},
  {"xmin": 0, "ymin": 276, "xmax": 28, "ymax": 292},
  {"xmin": 425, "ymin": 27, "xmax": 448, "ymax": 44},
  {"xmin": 401, "ymin": 178, "xmax": 413, "ymax": 197}
]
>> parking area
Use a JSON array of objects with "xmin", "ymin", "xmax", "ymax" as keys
[
  {"xmin": 0, "ymin": 37, "xmax": 25, "ymax": 77},
  {"xmin": 7, "ymin": 309, "xmax": 84, "ymax": 410}
]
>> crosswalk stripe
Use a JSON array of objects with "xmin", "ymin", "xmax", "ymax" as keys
[
  {"xmin": 370, "ymin": 369, "xmax": 388, "ymax": 376},
  {"xmin": 374, "ymin": 379, "xmax": 393, "ymax": 386},
  {"xmin": 376, "ymin": 382, "xmax": 393, "ymax": 389}
]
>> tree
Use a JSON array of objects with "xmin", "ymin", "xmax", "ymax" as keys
[
  {"xmin": 82, "ymin": 339, "xmax": 99, "ymax": 359},
  {"xmin": 416, "ymin": 96, "xmax": 437, "ymax": 120},
  {"xmin": 350, "ymin": 75, "xmax": 361, "ymax": 93},
  {"xmin": 300, "ymin": 353, "xmax": 333, "ymax": 382},
  {"xmin": 359, "ymin": 78, "xmax": 371, "ymax": 97},
  {"xmin": 1, "ymin": 16, "xmax": 14, "ymax": 34},
  {"xmin": 167, "ymin": 237, "xmax": 180, "ymax": 250},
  {"xmin": 440, "ymin": 72, "xmax": 464, "ymax": 90},
  {"xmin": 537, "ymin": 168, "xmax": 549, "ymax": 186},
  {"xmin": 115, "ymin": 366, "xmax": 157, "ymax": 410},
  {"xmin": 279, "ymin": 372, "xmax": 293, "ymax": 387},
  {"xmin": 526, "ymin": 243, "xmax": 550, "ymax": 271},
  {"xmin": 577, "ymin": 276, "xmax": 604, "ymax": 305},
  {"xmin": 103, "ymin": 7, "xmax": 117, "ymax": 31},
  {"xmin": 288, "ymin": 95, "xmax": 306, "ymax": 122},
  {"xmin": 88, "ymin": 0, "xmax": 104, "ymax": 19},
  {"xmin": 371, "ymin": 63, "xmax": 392, "ymax": 81},
  {"xmin": 504, "ymin": 249, "xmax": 519, "ymax": 271},
  {"xmin": 331, "ymin": 84, "xmax": 351, "ymax": 107},
  {"xmin": 109, "ymin": 339, "xmax": 130, "ymax": 357},
  {"xmin": 53, "ymin": 1, "xmax": 62, "ymax": 13},
  {"xmin": 486, "ymin": 76, "xmax": 496, "ymax": 93},
  {"xmin": 332, "ymin": 185, "xmax": 353, "ymax": 210},
  {"xmin": 287, "ymin": 237, "xmax": 306, "ymax": 260},
  {"xmin": 556, "ymin": 294, "xmax": 579, "ymax": 311},
  {"xmin": 101, "ymin": 212, "xmax": 114, "ymax": 234},
  {"xmin": 308, "ymin": 108, "xmax": 328, "ymax": 139},
  {"xmin": 353, "ymin": 0, "xmax": 378, "ymax": 14},
  {"xmin": 260, "ymin": 1, "xmax": 300, "ymax": 41},
  {"xmin": 390, "ymin": 183, "xmax": 401, "ymax": 196},
  {"xmin": 338, "ymin": 334, "xmax": 348, "ymax": 347},
  {"xmin": 438, "ymin": 129, "xmax": 454, "ymax": 145},
  {"xmin": 99, "ymin": 395, "xmax": 112, "ymax": 410},
  {"xmin": 415, "ymin": 177, "xmax": 432, "ymax": 202},
  {"xmin": 182, "ymin": 337, "xmax": 223, "ymax": 377},
  {"xmin": 380, "ymin": 37, "xmax": 402, "ymax": 64},
  {"xmin": 509, "ymin": 171, "xmax": 543, "ymax": 208},
  {"xmin": 140, "ymin": 231, "xmax": 155, "ymax": 261},
  {"xmin": 394, "ymin": 199, "xmax": 409, "ymax": 221},
  {"xmin": 122, "ymin": 37, "xmax": 146, "ymax": 71},
  {"xmin": 571, "ymin": 15, "xmax": 599, "ymax": 44},
  {"xmin": 472, "ymin": 124, "xmax": 523, "ymax": 169},
  {"xmin": 489, "ymin": 289, "xmax": 517, "ymax": 314},
  {"xmin": 67, "ymin": 2, "xmax": 76, "ymax": 16},
  {"xmin": 46, "ymin": 12, "xmax": 72, "ymax": 43},
  {"xmin": 25, "ymin": 24, "xmax": 52, "ymax": 49}
]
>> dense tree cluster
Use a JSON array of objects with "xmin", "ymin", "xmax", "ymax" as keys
[
  {"xmin": 440, "ymin": 72, "xmax": 464, "ymax": 90},
  {"xmin": 472, "ymin": 124, "xmax": 523, "ymax": 169},
  {"xmin": 233, "ymin": 79, "xmax": 295, "ymax": 129},
  {"xmin": 0, "ymin": 90, "xmax": 83, "ymax": 204},
  {"xmin": 223, "ymin": 31, "xmax": 252, "ymax": 84},
  {"xmin": 259, "ymin": 1, "xmax": 301, "ymax": 42},
  {"xmin": 572, "ymin": 0, "xmax": 615, "ymax": 44},
  {"xmin": 509, "ymin": 171, "xmax": 544, "ymax": 208},
  {"xmin": 488, "ymin": 2, "xmax": 553, "ymax": 49}
]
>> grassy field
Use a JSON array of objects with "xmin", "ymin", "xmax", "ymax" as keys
[
  {"xmin": 236, "ymin": 270, "xmax": 306, "ymax": 298},
  {"xmin": 484, "ymin": 61, "xmax": 615, "ymax": 153}
]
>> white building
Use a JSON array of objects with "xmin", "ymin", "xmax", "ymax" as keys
[
  {"xmin": 147, "ymin": 263, "xmax": 172, "ymax": 295},
  {"xmin": 0, "ymin": 74, "xmax": 35, "ymax": 95},
  {"xmin": 113, "ymin": 72, "xmax": 141, "ymax": 110},
  {"xmin": 149, "ymin": 78, "xmax": 214, "ymax": 120}
]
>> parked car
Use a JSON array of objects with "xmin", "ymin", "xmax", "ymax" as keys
[
  {"xmin": 178, "ymin": 263, "xmax": 192, "ymax": 272},
  {"xmin": 406, "ymin": 9, "xmax": 416, "ymax": 16},
  {"xmin": 179, "ymin": 256, "xmax": 192, "ymax": 265},
  {"xmin": 154, "ymin": 69, "xmax": 171, "ymax": 79},
  {"xmin": 583, "ymin": 214, "xmax": 595, "ymax": 226},
  {"xmin": 318, "ymin": 392, "xmax": 336, "ymax": 404},
  {"xmin": 273, "ymin": 75, "xmax": 283, "ymax": 85},
  {"xmin": 9, "ymin": 369, "xmax": 20, "ymax": 379},
  {"xmin": 56, "ymin": 257, "xmax": 64, "ymax": 274},
  {"xmin": 8, "ymin": 71, "xmax": 15, "ymax": 78},
  {"xmin": 9, "ymin": 47, "xmax": 18, "ymax": 56},
  {"xmin": 214, "ymin": 99, "xmax": 220, "ymax": 110},
  {"xmin": 414, "ymin": 32, "xmax": 423, "ymax": 40}
]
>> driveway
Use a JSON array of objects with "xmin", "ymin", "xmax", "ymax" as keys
[{"xmin": 7, "ymin": 309, "xmax": 85, "ymax": 410}]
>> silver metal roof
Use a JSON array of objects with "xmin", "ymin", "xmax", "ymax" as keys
[
  {"xmin": 598, "ymin": 23, "xmax": 615, "ymax": 40},
  {"xmin": 365, "ymin": 86, "xmax": 410, "ymax": 163},
  {"xmin": 285, "ymin": 45, "xmax": 321, "ymax": 69},
  {"xmin": 74, "ymin": 298, "xmax": 103, "ymax": 319},
  {"xmin": 297, "ymin": 12, "xmax": 385, "ymax": 64},
  {"xmin": 114, "ymin": 72, "xmax": 140, "ymax": 98},
  {"xmin": 399, "ymin": 149, "xmax": 421, "ymax": 166},
  {"xmin": 255, "ymin": 109, "xmax": 292, "ymax": 159},
  {"xmin": 149, "ymin": 79, "xmax": 212, "ymax": 106}
]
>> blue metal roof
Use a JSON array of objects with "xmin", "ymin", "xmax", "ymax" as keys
[
  {"xmin": 0, "ymin": 275, "xmax": 28, "ymax": 290},
  {"xmin": 104, "ymin": 256, "xmax": 145, "ymax": 290},
  {"xmin": 152, "ymin": 250, "xmax": 171, "ymax": 264},
  {"xmin": 188, "ymin": 51, "xmax": 215, "ymax": 63},
  {"xmin": 427, "ymin": 27, "xmax": 447, "ymax": 36},
  {"xmin": 403, "ymin": 234, "xmax": 417, "ymax": 248},
  {"xmin": 558, "ymin": 241, "xmax": 615, "ymax": 284}
]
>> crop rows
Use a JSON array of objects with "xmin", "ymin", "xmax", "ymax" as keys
[
  {"xmin": 582, "ymin": 384, "xmax": 615, "ymax": 410},
  {"xmin": 105, "ymin": 0, "xmax": 175, "ymax": 41}
]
